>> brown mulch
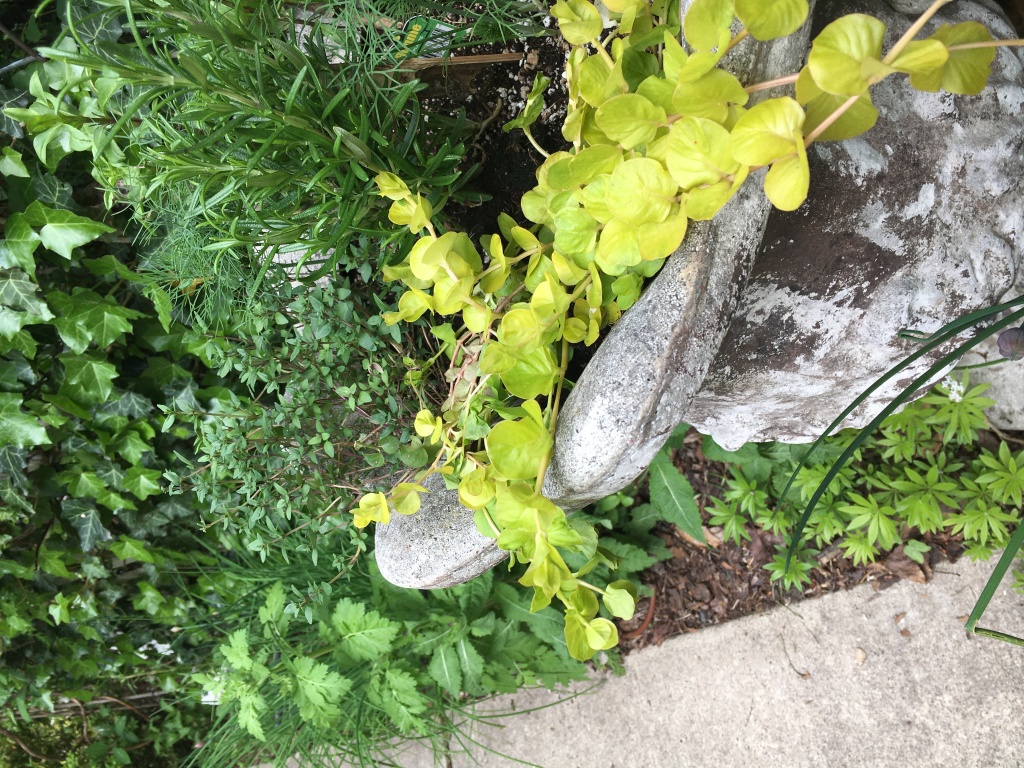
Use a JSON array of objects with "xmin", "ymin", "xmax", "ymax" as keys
[{"xmin": 616, "ymin": 431, "xmax": 968, "ymax": 653}]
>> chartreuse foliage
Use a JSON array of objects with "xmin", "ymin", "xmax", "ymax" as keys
[
  {"xmin": 701, "ymin": 372, "xmax": 1022, "ymax": 591},
  {"xmin": 355, "ymin": 0, "xmax": 1021, "ymax": 659}
]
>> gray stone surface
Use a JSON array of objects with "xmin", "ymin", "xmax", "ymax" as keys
[
  {"xmin": 374, "ymin": 473, "xmax": 507, "ymax": 589},
  {"xmin": 685, "ymin": 0, "xmax": 1024, "ymax": 448},
  {"xmin": 371, "ymin": 557, "xmax": 1024, "ymax": 768},
  {"xmin": 962, "ymin": 268, "xmax": 1024, "ymax": 430}
]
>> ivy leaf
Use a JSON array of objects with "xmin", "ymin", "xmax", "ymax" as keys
[
  {"xmin": 0, "ymin": 147, "xmax": 30, "ymax": 178},
  {"xmin": 110, "ymin": 535, "xmax": 155, "ymax": 564},
  {"xmin": 60, "ymin": 353, "xmax": 118, "ymax": 406},
  {"xmin": 734, "ymin": 0, "xmax": 808, "ymax": 41},
  {"xmin": 0, "ymin": 268, "xmax": 54, "ymax": 338},
  {"xmin": 648, "ymin": 452, "xmax": 705, "ymax": 542},
  {"xmin": 807, "ymin": 13, "xmax": 888, "ymax": 96},
  {"xmin": 911, "ymin": 22, "xmax": 995, "ymax": 95},
  {"xmin": 428, "ymin": 644, "xmax": 463, "ymax": 697},
  {"xmin": 21, "ymin": 202, "xmax": 113, "ymax": 259},
  {"xmin": 331, "ymin": 597, "xmax": 400, "ymax": 661},
  {"xmin": 122, "ymin": 466, "xmax": 162, "ymax": 500},
  {"xmin": 63, "ymin": 499, "xmax": 112, "ymax": 552},
  {"xmin": 2, "ymin": 215, "xmax": 42, "ymax": 276},
  {"xmin": 48, "ymin": 289, "xmax": 143, "ymax": 353},
  {"xmin": 0, "ymin": 393, "xmax": 50, "ymax": 448}
]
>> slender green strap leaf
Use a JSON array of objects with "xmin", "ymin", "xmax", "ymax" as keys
[{"xmin": 965, "ymin": 522, "xmax": 1024, "ymax": 646}]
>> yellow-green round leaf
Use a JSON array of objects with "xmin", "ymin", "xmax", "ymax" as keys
[
  {"xmin": 672, "ymin": 68, "xmax": 748, "ymax": 126},
  {"xmin": 499, "ymin": 344, "xmax": 558, "ymax": 400},
  {"xmin": 498, "ymin": 307, "xmax": 543, "ymax": 353},
  {"xmin": 585, "ymin": 616, "xmax": 619, "ymax": 650},
  {"xmin": 890, "ymin": 39, "xmax": 949, "ymax": 76},
  {"xmin": 911, "ymin": 22, "xmax": 995, "ymax": 95},
  {"xmin": 730, "ymin": 96, "xmax": 804, "ymax": 166},
  {"xmin": 594, "ymin": 94, "xmax": 666, "ymax": 150},
  {"xmin": 666, "ymin": 116, "xmax": 739, "ymax": 189},
  {"xmin": 763, "ymin": 136, "xmax": 809, "ymax": 211},
  {"xmin": 807, "ymin": 13, "xmax": 886, "ymax": 96},
  {"xmin": 568, "ymin": 145, "xmax": 624, "ymax": 185},
  {"xmin": 595, "ymin": 218, "xmax": 641, "ymax": 275},
  {"xmin": 605, "ymin": 158, "xmax": 678, "ymax": 226},
  {"xmin": 458, "ymin": 469, "xmax": 495, "ymax": 510},
  {"xmin": 485, "ymin": 415, "xmax": 553, "ymax": 480},
  {"xmin": 553, "ymin": 207, "xmax": 598, "ymax": 259},
  {"xmin": 550, "ymin": 0, "xmax": 603, "ymax": 45},
  {"xmin": 637, "ymin": 204, "xmax": 689, "ymax": 260},
  {"xmin": 374, "ymin": 172, "xmax": 410, "ymax": 200},
  {"xmin": 803, "ymin": 91, "xmax": 878, "ymax": 142},
  {"xmin": 683, "ymin": 0, "xmax": 734, "ymax": 52},
  {"xmin": 603, "ymin": 580, "xmax": 638, "ymax": 619},
  {"xmin": 734, "ymin": 0, "xmax": 808, "ymax": 41}
]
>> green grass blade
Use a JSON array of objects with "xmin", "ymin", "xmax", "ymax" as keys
[{"xmin": 964, "ymin": 521, "xmax": 1024, "ymax": 645}]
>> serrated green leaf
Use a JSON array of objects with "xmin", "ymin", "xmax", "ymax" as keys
[
  {"xmin": 429, "ymin": 644, "xmax": 463, "ymax": 697},
  {"xmin": 331, "ymin": 597, "xmax": 400, "ymax": 661},
  {"xmin": 292, "ymin": 656, "xmax": 350, "ymax": 724},
  {"xmin": 367, "ymin": 667, "xmax": 429, "ymax": 734},
  {"xmin": 648, "ymin": 452, "xmax": 705, "ymax": 541}
]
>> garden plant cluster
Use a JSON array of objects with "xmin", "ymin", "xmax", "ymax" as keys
[{"xmin": 0, "ymin": 0, "xmax": 1022, "ymax": 764}]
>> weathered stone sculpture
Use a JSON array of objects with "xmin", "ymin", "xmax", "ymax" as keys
[{"xmin": 375, "ymin": 0, "xmax": 1024, "ymax": 590}]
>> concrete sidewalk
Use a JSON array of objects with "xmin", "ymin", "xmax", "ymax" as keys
[{"xmin": 392, "ymin": 557, "xmax": 1024, "ymax": 768}]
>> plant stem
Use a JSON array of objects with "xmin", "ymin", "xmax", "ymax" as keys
[
  {"xmin": 946, "ymin": 40, "xmax": 1024, "ymax": 50},
  {"xmin": 745, "ymin": 73, "xmax": 799, "ymax": 94},
  {"xmin": 0, "ymin": 21, "xmax": 41, "ymax": 60},
  {"xmin": 534, "ymin": 338, "xmax": 570, "ymax": 495},
  {"xmin": 590, "ymin": 36, "xmax": 615, "ymax": 68},
  {"xmin": 523, "ymin": 128, "xmax": 550, "ymax": 158},
  {"xmin": 804, "ymin": 94, "xmax": 859, "ymax": 145},
  {"xmin": 723, "ymin": 28, "xmax": 749, "ymax": 55},
  {"xmin": 882, "ymin": 0, "xmax": 953, "ymax": 65}
]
